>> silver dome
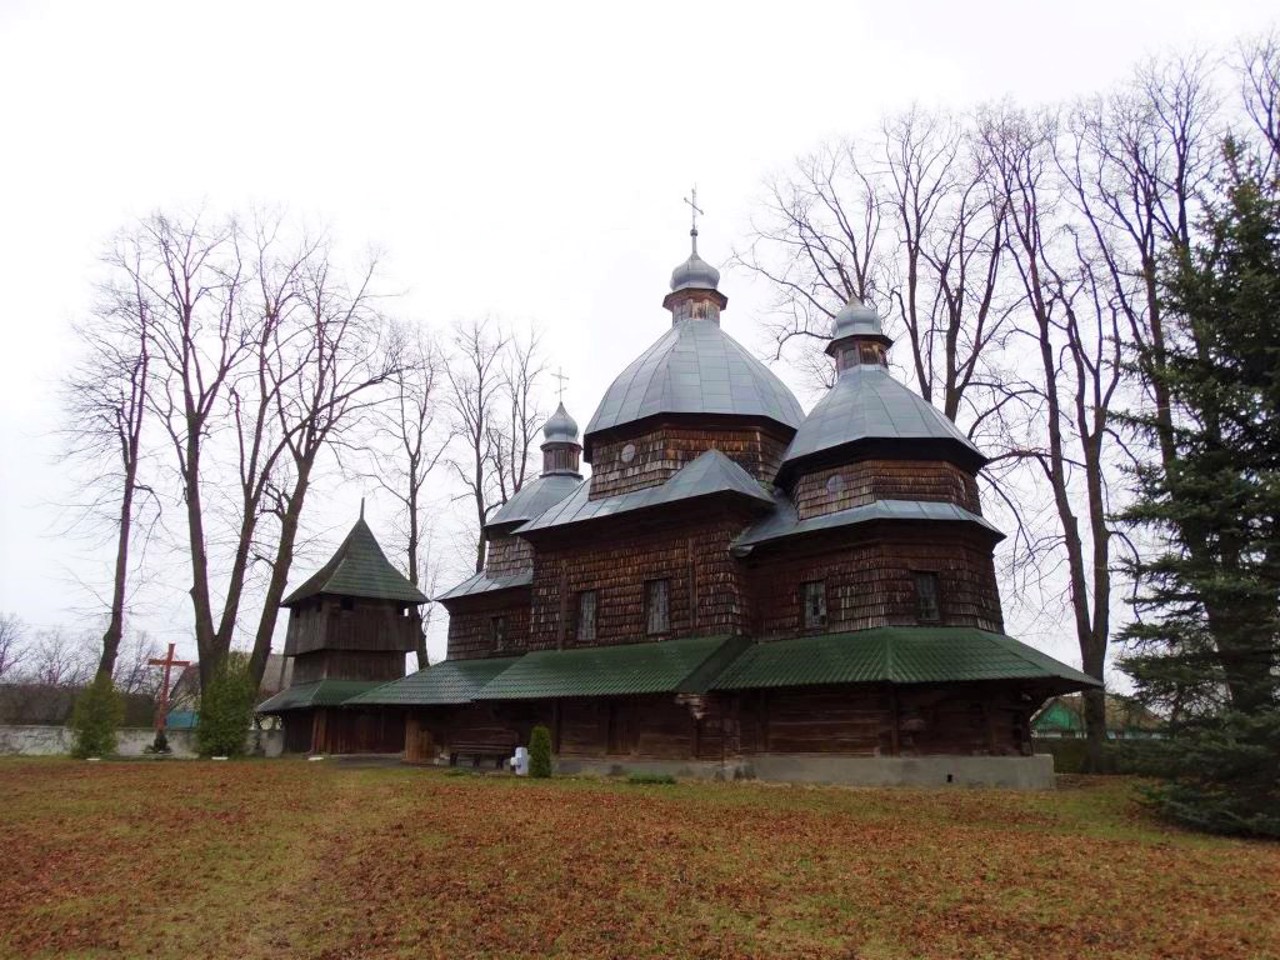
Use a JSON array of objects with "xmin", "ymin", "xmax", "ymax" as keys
[
  {"xmin": 669, "ymin": 232, "xmax": 721, "ymax": 293},
  {"xmin": 583, "ymin": 318, "xmax": 805, "ymax": 455},
  {"xmin": 541, "ymin": 402, "xmax": 579, "ymax": 446},
  {"xmin": 779, "ymin": 364, "xmax": 985, "ymax": 477},
  {"xmin": 831, "ymin": 297, "xmax": 892, "ymax": 343}
]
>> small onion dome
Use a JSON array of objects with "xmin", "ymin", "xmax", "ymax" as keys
[
  {"xmin": 541, "ymin": 402, "xmax": 579, "ymax": 446},
  {"xmin": 826, "ymin": 296, "xmax": 894, "ymax": 355},
  {"xmin": 669, "ymin": 234, "xmax": 721, "ymax": 293}
]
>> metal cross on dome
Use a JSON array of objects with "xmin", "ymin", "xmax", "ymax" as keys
[
  {"xmin": 552, "ymin": 367, "xmax": 569, "ymax": 401},
  {"xmin": 684, "ymin": 186, "xmax": 704, "ymax": 234}
]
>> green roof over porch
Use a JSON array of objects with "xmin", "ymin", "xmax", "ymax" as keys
[
  {"xmin": 256, "ymin": 679, "xmax": 385, "ymax": 713},
  {"xmin": 710, "ymin": 628, "xmax": 1099, "ymax": 691},
  {"xmin": 345, "ymin": 657, "xmax": 523, "ymax": 707},
  {"xmin": 476, "ymin": 635, "xmax": 748, "ymax": 700}
]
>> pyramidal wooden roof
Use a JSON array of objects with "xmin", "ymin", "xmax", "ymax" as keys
[{"xmin": 281, "ymin": 518, "xmax": 427, "ymax": 607}]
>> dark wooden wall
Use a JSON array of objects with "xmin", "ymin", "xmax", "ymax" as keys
[
  {"xmin": 445, "ymin": 592, "xmax": 532, "ymax": 660},
  {"xmin": 408, "ymin": 684, "xmax": 1033, "ymax": 763},
  {"xmin": 748, "ymin": 527, "xmax": 1004, "ymax": 637},
  {"xmin": 311, "ymin": 707, "xmax": 405, "ymax": 755},
  {"xmin": 486, "ymin": 533, "xmax": 533, "ymax": 578},
  {"xmin": 792, "ymin": 460, "xmax": 981, "ymax": 520},
  {"xmin": 525, "ymin": 513, "xmax": 753, "ymax": 651},
  {"xmin": 292, "ymin": 649, "xmax": 407, "ymax": 684},
  {"xmin": 285, "ymin": 597, "xmax": 418, "ymax": 656},
  {"xmin": 589, "ymin": 424, "xmax": 790, "ymax": 500}
]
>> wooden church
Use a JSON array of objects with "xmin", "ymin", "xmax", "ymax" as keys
[{"xmin": 277, "ymin": 223, "xmax": 1096, "ymax": 786}]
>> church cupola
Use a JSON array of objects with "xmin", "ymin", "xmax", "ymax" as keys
[
  {"xmin": 827, "ymin": 297, "xmax": 894, "ymax": 374},
  {"xmin": 662, "ymin": 189, "xmax": 728, "ymax": 325},
  {"xmin": 541, "ymin": 402, "xmax": 582, "ymax": 477}
]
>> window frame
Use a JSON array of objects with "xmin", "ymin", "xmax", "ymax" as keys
[
  {"xmin": 577, "ymin": 589, "xmax": 598, "ymax": 642},
  {"xmin": 913, "ymin": 571, "xmax": 941, "ymax": 623},
  {"xmin": 801, "ymin": 579, "xmax": 828, "ymax": 629},
  {"xmin": 644, "ymin": 578, "xmax": 670, "ymax": 636},
  {"xmin": 490, "ymin": 614, "xmax": 509, "ymax": 650}
]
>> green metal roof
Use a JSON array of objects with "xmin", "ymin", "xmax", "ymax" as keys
[
  {"xmin": 710, "ymin": 628, "xmax": 1099, "ymax": 691},
  {"xmin": 256, "ymin": 679, "xmax": 385, "ymax": 713},
  {"xmin": 477, "ymin": 635, "xmax": 746, "ymax": 701},
  {"xmin": 344, "ymin": 657, "xmax": 523, "ymax": 707},
  {"xmin": 282, "ymin": 518, "xmax": 428, "ymax": 606}
]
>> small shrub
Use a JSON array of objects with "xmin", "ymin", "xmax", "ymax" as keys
[
  {"xmin": 196, "ymin": 653, "xmax": 256, "ymax": 757},
  {"xmin": 528, "ymin": 724, "xmax": 552, "ymax": 778},
  {"xmin": 627, "ymin": 772, "xmax": 676, "ymax": 785},
  {"xmin": 70, "ymin": 673, "xmax": 124, "ymax": 758}
]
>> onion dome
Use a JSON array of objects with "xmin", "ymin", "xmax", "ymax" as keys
[
  {"xmin": 541, "ymin": 401, "xmax": 579, "ymax": 446},
  {"xmin": 827, "ymin": 297, "xmax": 893, "ymax": 351},
  {"xmin": 669, "ymin": 233, "xmax": 721, "ymax": 293}
]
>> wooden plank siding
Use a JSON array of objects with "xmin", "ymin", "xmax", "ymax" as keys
[
  {"xmin": 285, "ymin": 597, "xmax": 418, "ymax": 656},
  {"xmin": 292, "ymin": 649, "xmax": 406, "ymax": 684}
]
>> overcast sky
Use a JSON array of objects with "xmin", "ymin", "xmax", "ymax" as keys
[{"xmin": 1, "ymin": 0, "xmax": 1274, "ymax": 667}]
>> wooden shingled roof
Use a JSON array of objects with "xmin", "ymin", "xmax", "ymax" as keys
[{"xmin": 281, "ymin": 518, "xmax": 427, "ymax": 607}]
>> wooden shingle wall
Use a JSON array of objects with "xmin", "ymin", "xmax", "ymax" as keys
[
  {"xmin": 589, "ymin": 425, "xmax": 789, "ymax": 500},
  {"xmin": 748, "ymin": 527, "xmax": 1004, "ymax": 637},
  {"xmin": 526, "ymin": 515, "xmax": 753, "ymax": 650},
  {"xmin": 486, "ymin": 533, "xmax": 533, "ymax": 578},
  {"xmin": 445, "ymin": 594, "xmax": 532, "ymax": 660},
  {"xmin": 792, "ymin": 460, "xmax": 981, "ymax": 520}
]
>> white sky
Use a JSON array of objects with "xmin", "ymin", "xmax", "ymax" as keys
[{"xmin": 1, "ymin": 0, "xmax": 1274, "ymax": 668}]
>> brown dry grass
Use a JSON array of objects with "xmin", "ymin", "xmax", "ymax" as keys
[{"xmin": 1, "ymin": 759, "xmax": 1277, "ymax": 959}]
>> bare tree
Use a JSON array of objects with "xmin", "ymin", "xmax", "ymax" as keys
[
  {"xmin": 975, "ymin": 104, "xmax": 1128, "ymax": 770},
  {"xmin": 489, "ymin": 326, "xmax": 545, "ymax": 503},
  {"xmin": 24, "ymin": 629, "xmax": 95, "ymax": 688},
  {"xmin": 445, "ymin": 319, "xmax": 511, "ymax": 573},
  {"xmin": 0, "ymin": 613, "xmax": 25, "ymax": 681},
  {"xmin": 366, "ymin": 322, "xmax": 449, "ymax": 668},
  {"xmin": 112, "ymin": 629, "xmax": 164, "ymax": 697},
  {"xmin": 62, "ymin": 235, "xmax": 156, "ymax": 681},
  {"xmin": 1240, "ymin": 32, "xmax": 1280, "ymax": 177},
  {"xmin": 135, "ymin": 211, "xmax": 250, "ymax": 689},
  {"xmin": 245, "ymin": 249, "xmax": 402, "ymax": 687},
  {"xmin": 733, "ymin": 140, "xmax": 883, "ymax": 390}
]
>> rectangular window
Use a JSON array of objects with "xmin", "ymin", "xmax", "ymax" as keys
[
  {"xmin": 802, "ymin": 580, "xmax": 827, "ymax": 629},
  {"xmin": 645, "ymin": 579, "xmax": 670, "ymax": 635},
  {"xmin": 577, "ymin": 590, "xmax": 598, "ymax": 642},
  {"xmin": 490, "ymin": 615, "xmax": 508, "ymax": 650},
  {"xmin": 914, "ymin": 572, "xmax": 941, "ymax": 622}
]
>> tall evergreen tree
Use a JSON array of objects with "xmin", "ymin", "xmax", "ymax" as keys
[{"xmin": 1120, "ymin": 139, "xmax": 1280, "ymax": 837}]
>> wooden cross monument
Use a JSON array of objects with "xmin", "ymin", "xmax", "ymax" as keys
[{"xmin": 148, "ymin": 642, "xmax": 191, "ymax": 733}]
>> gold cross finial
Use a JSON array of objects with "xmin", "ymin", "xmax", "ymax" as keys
[{"xmin": 552, "ymin": 367, "xmax": 569, "ymax": 402}]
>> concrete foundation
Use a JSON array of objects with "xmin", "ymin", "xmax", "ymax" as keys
[
  {"xmin": 554, "ymin": 753, "xmax": 1056, "ymax": 789},
  {"xmin": 0, "ymin": 725, "xmax": 284, "ymax": 758}
]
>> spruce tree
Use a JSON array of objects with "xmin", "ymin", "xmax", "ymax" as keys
[{"xmin": 1119, "ymin": 139, "xmax": 1280, "ymax": 837}]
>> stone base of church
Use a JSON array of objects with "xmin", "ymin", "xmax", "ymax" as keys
[{"xmin": 553, "ymin": 753, "xmax": 1055, "ymax": 790}]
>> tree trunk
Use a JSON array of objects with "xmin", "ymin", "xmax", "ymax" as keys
[{"xmin": 247, "ymin": 458, "xmax": 315, "ymax": 689}]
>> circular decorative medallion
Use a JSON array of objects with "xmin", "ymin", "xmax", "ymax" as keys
[
  {"xmin": 826, "ymin": 473, "xmax": 845, "ymax": 496},
  {"xmin": 620, "ymin": 443, "xmax": 637, "ymax": 464}
]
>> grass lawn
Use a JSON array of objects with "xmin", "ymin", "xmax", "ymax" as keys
[{"xmin": 0, "ymin": 760, "xmax": 1277, "ymax": 959}]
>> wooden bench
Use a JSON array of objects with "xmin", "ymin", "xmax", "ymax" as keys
[{"xmin": 448, "ymin": 742, "xmax": 515, "ymax": 769}]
